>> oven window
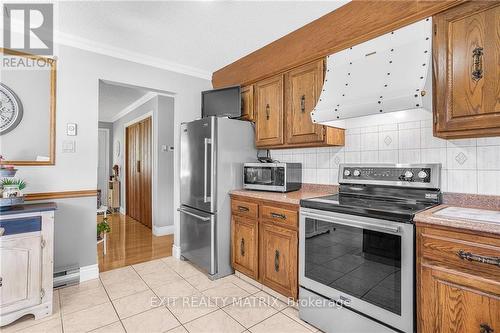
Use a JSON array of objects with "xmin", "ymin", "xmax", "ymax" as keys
[
  {"xmin": 244, "ymin": 167, "xmax": 284, "ymax": 186},
  {"xmin": 304, "ymin": 218, "xmax": 402, "ymax": 315}
]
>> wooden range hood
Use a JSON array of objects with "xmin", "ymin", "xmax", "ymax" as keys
[{"xmin": 211, "ymin": 0, "xmax": 464, "ymax": 88}]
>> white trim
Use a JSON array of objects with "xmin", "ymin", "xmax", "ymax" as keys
[
  {"xmin": 80, "ymin": 264, "xmax": 99, "ymax": 282},
  {"xmin": 119, "ymin": 207, "xmax": 125, "ymax": 215},
  {"xmin": 97, "ymin": 128, "xmax": 110, "ymax": 201},
  {"xmin": 153, "ymin": 225, "xmax": 174, "ymax": 236},
  {"xmin": 172, "ymin": 245, "xmax": 181, "ymax": 259},
  {"xmin": 55, "ymin": 31, "xmax": 212, "ymax": 80},
  {"xmin": 102, "ymin": 92, "xmax": 157, "ymax": 123}
]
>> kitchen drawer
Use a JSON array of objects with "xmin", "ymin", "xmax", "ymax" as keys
[
  {"xmin": 231, "ymin": 199, "xmax": 258, "ymax": 219},
  {"xmin": 418, "ymin": 227, "xmax": 500, "ymax": 281},
  {"xmin": 261, "ymin": 205, "xmax": 298, "ymax": 229}
]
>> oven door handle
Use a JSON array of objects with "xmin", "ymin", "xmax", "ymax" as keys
[{"xmin": 301, "ymin": 211, "xmax": 400, "ymax": 234}]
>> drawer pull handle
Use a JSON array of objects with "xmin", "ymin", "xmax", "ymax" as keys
[
  {"xmin": 300, "ymin": 95, "xmax": 306, "ymax": 113},
  {"xmin": 274, "ymin": 250, "xmax": 280, "ymax": 272},
  {"xmin": 480, "ymin": 323, "xmax": 494, "ymax": 333},
  {"xmin": 472, "ymin": 47, "xmax": 484, "ymax": 81},
  {"xmin": 271, "ymin": 212, "xmax": 286, "ymax": 220},
  {"xmin": 240, "ymin": 238, "xmax": 245, "ymax": 257},
  {"xmin": 238, "ymin": 206, "xmax": 249, "ymax": 212},
  {"xmin": 457, "ymin": 250, "xmax": 500, "ymax": 267},
  {"xmin": 0, "ymin": 276, "xmax": 2, "ymax": 287},
  {"xmin": 266, "ymin": 104, "xmax": 270, "ymax": 120}
]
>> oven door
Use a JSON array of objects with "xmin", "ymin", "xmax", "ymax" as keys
[{"xmin": 299, "ymin": 208, "xmax": 414, "ymax": 333}]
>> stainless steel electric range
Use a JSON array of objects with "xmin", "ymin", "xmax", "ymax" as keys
[{"xmin": 298, "ymin": 164, "xmax": 442, "ymax": 333}]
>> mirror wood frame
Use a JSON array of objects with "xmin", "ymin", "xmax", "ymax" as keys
[{"xmin": 0, "ymin": 48, "xmax": 56, "ymax": 166}]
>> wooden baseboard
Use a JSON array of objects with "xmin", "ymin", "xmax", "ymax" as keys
[{"xmin": 25, "ymin": 190, "xmax": 98, "ymax": 201}]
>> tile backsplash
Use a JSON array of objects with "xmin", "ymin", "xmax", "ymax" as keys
[{"xmin": 271, "ymin": 120, "xmax": 500, "ymax": 195}]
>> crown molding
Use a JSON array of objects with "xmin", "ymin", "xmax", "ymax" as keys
[
  {"xmin": 55, "ymin": 31, "xmax": 212, "ymax": 80},
  {"xmin": 100, "ymin": 91, "xmax": 158, "ymax": 123}
]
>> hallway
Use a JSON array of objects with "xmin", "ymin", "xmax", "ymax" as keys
[{"xmin": 97, "ymin": 213, "xmax": 173, "ymax": 272}]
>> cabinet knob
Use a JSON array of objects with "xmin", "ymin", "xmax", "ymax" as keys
[
  {"xmin": 266, "ymin": 104, "xmax": 270, "ymax": 120},
  {"xmin": 240, "ymin": 238, "xmax": 245, "ymax": 257},
  {"xmin": 274, "ymin": 250, "xmax": 280, "ymax": 272},
  {"xmin": 300, "ymin": 95, "xmax": 306, "ymax": 113},
  {"xmin": 480, "ymin": 323, "xmax": 494, "ymax": 333},
  {"xmin": 472, "ymin": 47, "xmax": 484, "ymax": 81}
]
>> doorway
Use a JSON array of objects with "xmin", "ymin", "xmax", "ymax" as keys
[{"xmin": 125, "ymin": 116, "xmax": 152, "ymax": 228}]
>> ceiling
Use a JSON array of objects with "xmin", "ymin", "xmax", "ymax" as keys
[
  {"xmin": 58, "ymin": 1, "xmax": 348, "ymax": 79},
  {"xmin": 99, "ymin": 81, "xmax": 153, "ymax": 122}
]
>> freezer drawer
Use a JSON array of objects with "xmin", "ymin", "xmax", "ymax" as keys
[{"xmin": 179, "ymin": 205, "xmax": 216, "ymax": 275}]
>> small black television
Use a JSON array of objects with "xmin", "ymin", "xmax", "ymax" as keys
[{"xmin": 201, "ymin": 86, "xmax": 241, "ymax": 118}]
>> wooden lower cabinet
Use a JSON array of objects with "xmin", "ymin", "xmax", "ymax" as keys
[
  {"xmin": 230, "ymin": 196, "xmax": 299, "ymax": 299},
  {"xmin": 231, "ymin": 216, "xmax": 258, "ymax": 280},
  {"xmin": 259, "ymin": 221, "xmax": 298, "ymax": 299},
  {"xmin": 417, "ymin": 224, "xmax": 500, "ymax": 333}
]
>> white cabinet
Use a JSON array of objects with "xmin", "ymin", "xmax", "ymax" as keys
[{"xmin": 0, "ymin": 207, "xmax": 55, "ymax": 327}]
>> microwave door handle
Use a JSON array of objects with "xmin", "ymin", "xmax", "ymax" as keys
[
  {"xmin": 301, "ymin": 211, "xmax": 400, "ymax": 234},
  {"xmin": 204, "ymin": 138, "xmax": 212, "ymax": 203}
]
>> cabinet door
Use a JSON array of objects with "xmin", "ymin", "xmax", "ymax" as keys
[
  {"xmin": 434, "ymin": 2, "xmax": 500, "ymax": 138},
  {"xmin": 241, "ymin": 85, "xmax": 254, "ymax": 122},
  {"xmin": 255, "ymin": 75, "xmax": 284, "ymax": 146},
  {"xmin": 0, "ymin": 235, "xmax": 42, "ymax": 314},
  {"xmin": 285, "ymin": 60, "xmax": 325, "ymax": 144},
  {"xmin": 419, "ymin": 265, "xmax": 500, "ymax": 333},
  {"xmin": 231, "ymin": 216, "xmax": 258, "ymax": 279},
  {"xmin": 259, "ymin": 222, "xmax": 298, "ymax": 299}
]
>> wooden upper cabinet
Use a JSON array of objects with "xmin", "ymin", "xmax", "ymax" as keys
[
  {"xmin": 285, "ymin": 60, "xmax": 325, "ymax": 144},
  {"xmin": 434, "ymin": 2, "xmax": 500, "ymax": 138},
  {"xmin": 241, "ymin": 85, "xmax": 254, "ymax": 121},
  {"xmin": 255, "ymin": 75, "xmax": 284, "ymax": 147}
]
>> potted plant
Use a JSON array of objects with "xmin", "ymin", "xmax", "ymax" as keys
[{"xmin": 97, "ymin": 217, "xmax": 111, "ymax": 241}]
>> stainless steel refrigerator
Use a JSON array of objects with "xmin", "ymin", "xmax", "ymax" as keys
[{"xmin": 179, "ymin": 116, "xmax": 256, "ymax": 279}]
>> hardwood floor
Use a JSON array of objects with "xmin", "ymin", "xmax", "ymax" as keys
[{"xmin": 97, "ymin": 213, "xmax": 173, "ymax": 272}]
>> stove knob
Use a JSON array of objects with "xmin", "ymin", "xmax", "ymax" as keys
[
  {"xmin": 343, "ymin": 169, "xmax": 351, "ymax": 177},
  {"xmin": 418, "ymin": 170, "xmax": 428, "ymax": 179},
  {"xmin": 353, "ymin": 169, "xmax": 361, "ymax": 177},
  {"xmin": 404, "ymin": 170, "xmax": 414, "ymax": 179}
]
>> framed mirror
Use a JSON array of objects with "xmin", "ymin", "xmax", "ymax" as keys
[{"xmin": 0, "ymin": 48, "xmax": 56, "ymax": 165}]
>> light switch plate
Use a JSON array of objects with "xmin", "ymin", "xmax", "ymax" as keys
[
  {"xmin": 62, "ymin": 140, "xmax": 76, "ymax": 153},
  {"xmin": 67, "ymin": 123, "xmax": 77, "ymax": 136}
]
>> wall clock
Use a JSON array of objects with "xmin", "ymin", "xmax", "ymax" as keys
[{"xmin": 0, "ymin": 83, "xmax": 24, "ymax": 135}]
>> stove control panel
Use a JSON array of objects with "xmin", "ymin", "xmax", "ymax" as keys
[{"xmin": 339, "ymin": 164, "xmax": 441, "ymax": 188}]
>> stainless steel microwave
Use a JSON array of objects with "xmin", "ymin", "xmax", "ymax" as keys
[{"xmin": 243, "ymin": 162, "xmax": 302, "ymax": 192}]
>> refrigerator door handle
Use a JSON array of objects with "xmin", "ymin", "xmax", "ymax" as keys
[
  {"xmin": 177, "ymin": 208, "xmax": 211, "ymax": 221},
  {"xmin": 203, "ymin": 138, "xmax": 212, "ymax": 203}
]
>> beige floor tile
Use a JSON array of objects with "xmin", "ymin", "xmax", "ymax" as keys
[
  {"xmin": 112, "ymin": 289, "xmax": 159, "ymax": 319},
  {"xmin": 152, "ymin": 279, "xmax": 197, "ymax": 298},
  {"xmin": 59, "ymin": 279, "xmax": 102, "ymax": 297},
  {"xmin": 61, "ymin": 286, "xmax": 110, "ymax": 314},
  {"xmin": 14, "ymin": 317, "xmax": 62, "ymax": 333},
  {"xmin": 167, "ymin": 261, "xmax": 204, "ymax": 279},
  {"xmin": 183, "ymin": 309, "xmax": 245, "ymax": 333},
  {"xmin": 252, "ymin": 291, "xmax": 289, "ymax": 311},
  {"xmin": 281, "ymin": 307, "xmax": 318, "ymax": 331},
  {"xmin": 141, "ymin": 267, "xmax": 184, "ymax": 289},
  {"xmin": 202, "ymin": 282, "xmax": 250, "ymax": 307},
  {"xmin": 167, "ymin": 326, "xmax": 188, "ymax": 333},
  {"xmin": 185, "ymin": 273, "xmax": 226, "ymax": 291},
  {"xmin": 62, "ymin": 302, "xmax": 118, "ymax": 333},
  {"xmin": 166, "ymin": 293, "xmax": 218, "ymax": 324},
  {"xmin": 101, "ymin": 269, "xmax": 149, "ymax": 300},
  {"xmin": 223, "ymin": 295, "xmax": 278, "ymax": 328},
  {"xmin": 221, "ymin": 275, "xmax": 260, "ymax": 294},
  {"xmin": 121, "ymin": 307, "xmax": 181, "ymax": 333},
  {"xmin": 89, "ymin": 321, "xmax": 125, "ymax": 333},
  {"xmin": 261, "ymin": 286, "xmax": 291, "ymax": 304},
  {"xmin": 249, "ymin": 313, "xmax": 311, "ymax": 333},
  {"xmin": 234, "ymin": 271, "xmax": 263, "ymax": 290},
  {"xmin": 100, "ymin": 266, "xmax": 137, "ymax": 284},
  {"xmin": 132, "ymin": 258, "xmax": 170, "ymax": 275}
]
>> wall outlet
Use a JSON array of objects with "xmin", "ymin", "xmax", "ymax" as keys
[{"xmin": 67, "ymin": 123, "xmax": 77, "ymax": 136}]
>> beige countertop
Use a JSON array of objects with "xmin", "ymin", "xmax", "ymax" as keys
[
  {"xmin": 230, "ymin": 184, "xmax": 338, "ymax": 206},
  {"xmin": 415, "ymin": 204, "xmax": 500, "ymax": 236}
]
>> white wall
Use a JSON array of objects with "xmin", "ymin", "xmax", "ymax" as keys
[
  {"xmin": 272, "ymin": 113, "xmax": 500, "ymax": 195},
  {"xmin": 16, "ymin": 44, "xmax": 211, "ymax": 269}
]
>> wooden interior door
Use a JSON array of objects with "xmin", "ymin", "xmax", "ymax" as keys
[
  {"xmin": 126, "ymin": 117, "xmax": 152, "ymax": 228},
  {"xmin": 255, "ymin": 75, "xmax": 284, "ymax": 147},
  {"xmin": 285, "ymin": 60, "xmax": 325, "ymax": 144},
  {"xmin": 434, "ymin": 2, "xmax": 500, "ymax": 138}
]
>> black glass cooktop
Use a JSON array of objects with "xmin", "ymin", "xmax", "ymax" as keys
[{"xmin": 300, "ymin": 193, "xmax": 438, "ymax": 223}]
